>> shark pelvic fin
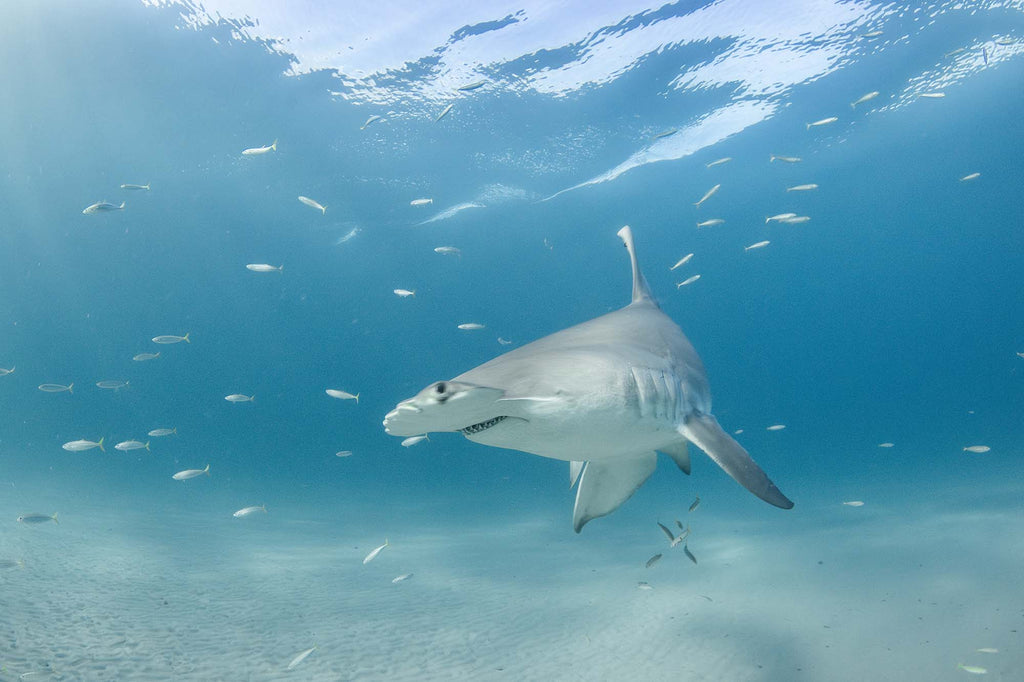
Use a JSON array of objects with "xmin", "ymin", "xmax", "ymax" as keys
[
  {"xmin": 572, "ymin": 452, "xmax": 657, "ymax": 533},
  {"xmin": 679, "ymin": 413, "xmax": 793, "ymax": 509},
  {"xmin": 657, "ymin": 440, "xmax": 691, "ymax": 475},
  {"xmin": 569, "ymin": 460, "xmax": 585, "ymax": 488}
]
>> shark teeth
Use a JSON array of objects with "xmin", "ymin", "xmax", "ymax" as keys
[{"xmin": 461, "ymin": 416, "xmax": 508, "ymax": 435}]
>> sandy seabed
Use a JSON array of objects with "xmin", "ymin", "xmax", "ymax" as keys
[{"xmin": 1, "ymin": 474, "xmax": 1021, "ymax": 682}]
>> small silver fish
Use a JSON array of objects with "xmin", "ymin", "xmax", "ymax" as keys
[
  {"xmin": 963, "ymin": 445, "xmax": 990, "ymax": 454},
  {"xmin": 767, "ymin": 424, "xmax": 786, "ymax": 431},
  {"xmin": 325, "ymin": 389, "xmax": 359, "ymax": 402},
  {"xmin": 684, "ymin": 544, "xmax": 697, "ymax": 564},
  {"xmin": 96, "ymin": 380, "xmax": 129, "ymax": 390},
  {"xmin": 152, "ymin": 334, "xmax": 189, "ymax": 344},
  {"xmin": 862, "ymin": 30, "xmax": 883, "ymax": 38},
  {"xmin": 38, "ymin": 383, "xmax": 73, "ymax": 393},
  {"xmin": 458, "ymin": 323, "xmax": 486, "ymax": 330},
  {"xmin": 806, "ymin": 116, "xmax": 838, "ymax": 130},
  {"xmin": 689, "ymin": 495, "xmax": 701, "ymax": 513},
  {"xmin": 957, "ymin": 664, "xmax": 987, "ymax": 675},
  {"xmin": 62, "ymin": 438, "xmax": 104, "ymax": 452},
  {"xmin": 133, "ymin": 352, "xmax": 160, "ymax": 361},
  {"xmin": 336, "ymin": 227, "xmax": 360, "ymax": 244},
  {"xmin": 960, "ymin": 172, "xmax": 981, "ymax": 182},
  {"xmin": 114, "ymin": 440, "xmax": 149, "ymax": 452},
  {"xmin": 781, "ymin": 216, "xmax": 811, "ymax": 224},
  {"xmin": 995, "ymin": 37, "xmax": 1014, "ymax": 46},
  {"xmin": 241, "ymin": 140, "xmax": 277, "ymax": 155},
  {"xmin": 497, "ymin": 337, "xmax": 513, "ymax": 345},
  {"xmin": 696, "ymin": 218, "xmax": 724, "ymax": 228},
  {"xmin": 842, "ymin": 501, "xmax": 865, "ymax": 507},
  {"xmin": 434, "ymin": 246, "xmax": 461, "ymax": 257},
  {"xmin": 82, "ymin": 201, "xmax": 126, "ymax": 215},
  {"xmin": 18, "ymin": 513, "xmax": 58, "ymax": 525},
  {"xmin": 411, "ymin": 198, "xmax": 434, "ymax": 206},
  {"xmin": 745, "ymin": 241, "xmax": 770, "ymax": 251},
  {"xmin": 225, "ymin": 394, "xmax": 254, "ymax": 402},
  {"xmin": 919, "ymin": 92, "xmax": 945, "ymax": 99},
  {"xmin": 298, "ymin": 196, "xmax": 326, "ymax": 215},
  {"xmin": 363, "ymin": 538, "xmax": 389, "ymax": 564},
  {"xmin": 766, "ymin": 213, "xmax": 797, "ymax": 224},
  {"xmin": 120, "ymin": 183, "xmax": 150, "ymax": 190},
  {"xmin": 233, "ymin": 505, "xmax": 266, "ymax": 518},
  {"xmin": 0, "ymin": 366, "xmax": 14, "ymax": 375},
  {"xmin": 786, "ymin": 184, "xmax": 819, "ymax": 192},
  {"xmin": 850, "ymin": 91, "xmax": 879, "ymax": 109},
  {"xmin": 694, "ymin": 183, "xmax": 720, "ymax": 208},
  {"xmin": 705, "ymin": 157, "xmax": 732, "ymax": 168},
  {"xmin": 172, "ymin": 464, "xmax": 210, "ymax": 480},
  {"xmin": 652, "ymin": 128, "xmax": 677, "ymax": 140},
  {"xmin": 392, "ymin": 573, "xmax": 414, "ymax": 583},
  {"xmin": 393, "ymin": 289, "xmax": 416, "ymax": 298},
  {"xmin": 361, "ymin": 115, "xmax": 382, "ymax": 130},
  {"xmin": 401, "ymin": 435, "xmax": 429, "ymax": 447},
  {"xmin": 975, "ymin": 648, "xmax": 998, "ymax": 654},
  {"xmin": 287, "ymin": 646, "xmax": 317, "ymax": 671},
  {"xmin": 645, "ymin": 553, "xmax": 662, "ymax": 568},
  {"xmin": 246, "ymin": 263, "xmax": 283, "ymax": 272},
  {"xmin": 878, "ymin": 442, "xmax": 894, "ymax": 448},
  {"xmin": 676, "ymin": 274, "xmax": 701, "ymax": 288},
  {"xmin": 335, "ymin": 450, "xmax": 354, "ymax": 458},
  {"xmin": 435, "ymin": 103, "xmax": 454, "ymax": 122},
  {"xmin": 148, "ymin": 428, "xmax": 177, "ymax": 437},
  {"xmin": 770, "ymin": 155, "xmax": 801, "ymax": 163},
  {"xmin": 457, "ymin": 80, "xmax": 487, "ymax": 91},
  {"xmin": 670, "ymin": 253, "xmax": 693, "ymax": 270}
]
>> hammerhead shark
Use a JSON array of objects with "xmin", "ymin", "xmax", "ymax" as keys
[{"xmin": 383, "ymin": 226, "xmax": 793, "ymax": 532}]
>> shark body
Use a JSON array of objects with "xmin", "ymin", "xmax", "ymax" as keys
[{"xmin": 383, "ymin": 226, "xmax": 793, "ymax": 532}]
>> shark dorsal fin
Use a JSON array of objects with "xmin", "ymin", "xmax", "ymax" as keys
[{"xmin": 616, "ymin": 225, "xmax": 655, "ymax": 305}]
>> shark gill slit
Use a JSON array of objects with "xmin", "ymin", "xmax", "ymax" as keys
[{"xmin": 461, "ymin": 415, "xmax": 509, "ymax": 435}]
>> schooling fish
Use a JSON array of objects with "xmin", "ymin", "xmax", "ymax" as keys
[
  {"xmin": 705, "ymin": 157, "xmax": 732, "ymax": 168},
  {"xmin": 689, "ymin": 495, "xmax": 701, "ymax": 512},
  {"xmin": 694, "ymin": 183, "xmax": 720, "ymax": 208},
  {"xmin": 766, "ymin": 213, "xmax": 797, "ymax": 224},
  {"xmin": 850, "ymin": 91, "xmax": 879, "ymax": 109},
  {"xmin": 684, "ymin": 544, "xmax": 698, "ymax": 564},
  {"xmin": 82, "ymin": 201, "xmax": 125, "ymax": 215},
  {"xmin": 326, "ymin": 389, "xmax": 359, "ymax": 402},
  {"xmin": 363, "ymin": 538, "xmax": 389, "ymax": 564},
  {"xmin": 435, "ymin": 104, "xmax": 454, "ymax": 122},
  {"xmin": 392, "ymin": 573, "xmax": 414, "ymax": 583},
  {"xmin": 806, "ymin": 117, "xmax": 838, "ymax": 130},
  {"xmin": 96, "ymin": 380, "xmax": 129, "ymax": 390},
  {"xmin": 114, "ymin": 440, "xmax": 149, "ymax": 452},
  {"xmin": 298, "ymin": 196, "xmax": 326, "ymax": 215},
  {"xmin": 457, "ymin": 80, "xmax": 487, "ymax": 91},
  {"xmin": 133, "ymin": 352, "xmax": 160, "ymax": 361},
  {"xmin": 286, "ymin": 646, "xmax": 317, "ymax": 671},
  {"xmin": 62, "ymin": 438, "xmax": 104, "ymax": 452},
  {"xmin": 696, "ymin": 219, "xmax": 724, "ymax": 229},
  {"xmin": 18, "ymin": 513, "xmax": 58, "ymax": 525},
  {"xmin": 361, "ymin": 115, "xmax": 382, "ymax": 130},
  {"xmin": 148, "ymin": 428, "xmax": 177, "ymax": 437},
  {"xmin": 786, "ymin": 184, "xmax": 819, "ymax": 192},
  {"xmin": 241, "ymin": 140, "xmax": 277, "ymax": 155},
  {"xmin": 676, "ymin": 274, "xmax": 701, "ymax": 288},
  {"xmin": 0, "ymin": 366, "xmax": 14, "ymax": 375},
  {"xmin": 458, "ymin": 323, "xmax": 486, "ymax": 330},
  {"xmin": 246, "ymin": 263, "xmax": 283, "ymax": 273},
  {"xmin": 225, "ymin": 394, "xmax": 254, "ymax": 402},
  {"xmin": 963, "ymin": 445, "xmax": 990, "ymax": 453},
  {"xmin": 770, "ymin": 155, "xmax": 801, "ymax": 163},
  {"xmin": 120, "ymin": 183, "xmax": 150, "ymax": 191},
  {"xmin": 401, "ymin": 435, "xmax": 429, "ymax": 447},
  {"xmin": 434, "ymin": 246, "xmax": 461, "ymax": 257},
  {"xmin": 781, "ymin": 216, "xmax": 811, "ymax": 224},
  {"xmin": 670, "ymin": 253, "xmax": 693, "ymax": 270},
  {"xmin": 38, "ymin": 383, "xmax": 73, "ymax": 393},
  {"xmin": 960, "ymin": 173, "xmax": 981, "ymax": 182},
  {"xmin": 233, "ymin": 505, "xmax": 267, "ymax": 518},
  {"xmin": 645, "ymin": 553, "xmax": 663, "ymax": 568},
  {"xmin": 152, "ymin": 334, "xmax": 190, "ymax": 344},
  {"xmin": 172, "ymin": 464, "xmax": 210, "ymax": 480},
  {"xmin": 411, "ymin": 198, "xmax": 434, "ymax": 206},
  {"xmin": 393, "ymin": 289, "xmax": 416, "ymax": 298},
  {"xmin": 745, "ymin": 241, "xmax": 770, "ymax": 251},
  {"xmin": 652, "ymin": 129, "xmax": 677, "ymax": 140}
]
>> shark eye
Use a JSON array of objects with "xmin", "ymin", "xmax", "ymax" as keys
[{"xmin": 435, "ymin": 382, "xmax": 448, "ymax": 396}]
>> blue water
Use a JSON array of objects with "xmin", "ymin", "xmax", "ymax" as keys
[{"xmin": 1, "ymin": 1, "xmax": 1022, "ymax": 680}]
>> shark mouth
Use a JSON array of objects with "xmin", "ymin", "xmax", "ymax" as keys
[{"xmin": 461, "ymin": 416, "xmax": 508, "ymax": 435}]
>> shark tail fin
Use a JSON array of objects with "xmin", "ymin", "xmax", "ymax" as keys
[
  {"xmin": 680, "ymin": 413, "xmax": 793, "ymax": 509},
  {"xmin": 572, "ymin": 452, "xmax": 657, "ymax": 533}
]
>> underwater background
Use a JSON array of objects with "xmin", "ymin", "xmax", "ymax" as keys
[{"xmin": 0, "ymin": 0, "xmax": 1022, "ymax": 679}]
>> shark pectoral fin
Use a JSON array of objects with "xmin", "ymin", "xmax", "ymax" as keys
[
  {"xmin": 680, "ymin": 414, "xmax": 794, "ymax": 510},
  {"xmin": 569, "ymin": 461, "xmax": 584, "ymax": 488},
  {"xmin": 657, "ymin": 440, "xmax": 691, "ymax": 475},
  {"xmin": 572, "ymin": 452, "xmax": 657, "ymax": 533}
]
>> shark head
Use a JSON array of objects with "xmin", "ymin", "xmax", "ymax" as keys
[{"xmin": 383, "ymin": 380, "xmax": 511, "ymax": 437}]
